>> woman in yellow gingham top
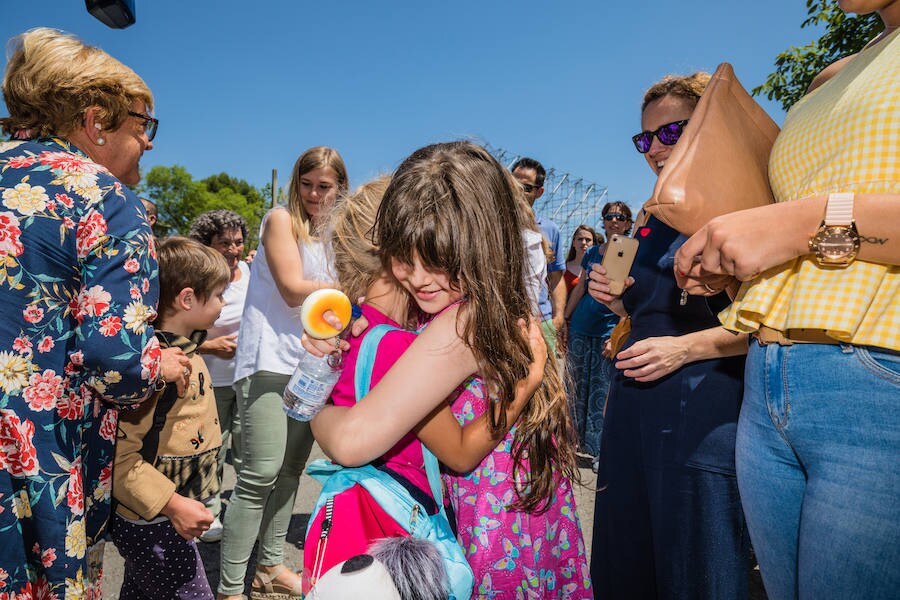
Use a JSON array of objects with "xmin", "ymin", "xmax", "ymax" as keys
[{"xmin": 674, "ymin": 4, "xmax": 899, "ymax": 599}]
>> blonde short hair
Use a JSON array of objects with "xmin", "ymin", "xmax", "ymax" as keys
[
  {"xmin": 1, "ymin": 27, "xmax": 153, "ymax": 138},
  {"xmin": 328, "ymin": 177, "xmax": 390, "ymax": 304},
  {"xmin": 641, "ymin": 72, "xmax": 711, "ymax": 113}
]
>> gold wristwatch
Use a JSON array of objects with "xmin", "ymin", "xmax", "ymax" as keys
[{"xmin": 808, "ymin": 192, "xmax": 860, "ymax": 267}]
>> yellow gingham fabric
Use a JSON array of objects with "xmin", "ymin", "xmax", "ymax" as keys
[{"xmin": 721, "ymin": 28, "xmax": 900, "ymax": 351}]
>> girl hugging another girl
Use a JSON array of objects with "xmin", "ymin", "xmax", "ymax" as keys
[{"xmin": 311, "ymin": 141, "xmax": 592, "ymax": 599}]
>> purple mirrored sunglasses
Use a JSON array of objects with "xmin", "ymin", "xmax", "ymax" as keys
[{"xmin": 631, "ymin": 119, "xmax": 689, "ymax": 154}]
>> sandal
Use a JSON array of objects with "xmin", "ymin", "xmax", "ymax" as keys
[{"xmin": 250, "ymin": 565, "xmax": 303, "ymax": 600}]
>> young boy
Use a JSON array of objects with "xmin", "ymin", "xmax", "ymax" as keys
[{"xmin": 111, "ymin": 236, "xmax": 230, "ymax": 600}]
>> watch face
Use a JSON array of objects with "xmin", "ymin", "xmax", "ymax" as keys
[
  {"xmin": 818, "ymin": 231, "xmax": 855, "ymax": 259},
  {"xmin": 812, "ymin": 226, "xmax": 860, "ymax": 263}
]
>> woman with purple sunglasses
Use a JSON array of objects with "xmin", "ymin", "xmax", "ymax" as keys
[{"xmin": 586, "ymin": 73, "xmax": 751, "ymax": 599}]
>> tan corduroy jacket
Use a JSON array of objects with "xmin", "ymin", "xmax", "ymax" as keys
[{"xmin": 113, "ymin": 331, "xmax": 222, "ymax": 521}]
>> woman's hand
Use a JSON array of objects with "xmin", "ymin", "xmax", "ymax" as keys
[
  {"xmin": 586, "ymin": 264, "xmax": 632, "ymax": 316},
  {"xmin": 159, "ymin": 347, "xmax": 191, "ymax": 396},
  {"xmin": 675, "ymin": 202, "xmax": 815, "ymax": 292},
  {"xmin": 614, "ymin": 335, "xmax": 690, "ymax": 382},
  {"xmin": 199, "ymin": 334, "xmax": 238, "ymax": 359}
]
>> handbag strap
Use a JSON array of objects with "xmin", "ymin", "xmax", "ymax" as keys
[{"xmin": 355, "ymin": 324, "xmax": 446, "ymax": 507}]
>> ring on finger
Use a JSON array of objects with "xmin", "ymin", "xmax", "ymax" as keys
[{"xmin": 703, "ymin": 283, "xmax": 719, "ymax": 294}]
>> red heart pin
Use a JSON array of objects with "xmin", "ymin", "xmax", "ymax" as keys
[{"xmin": 639, "ymin": 227, "xmax": 651, "ymax": 237}]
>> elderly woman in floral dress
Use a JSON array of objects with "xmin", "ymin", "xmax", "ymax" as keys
[{"xmin": 0, "ymin": 28, "xmax": 189, "ymax": 598}]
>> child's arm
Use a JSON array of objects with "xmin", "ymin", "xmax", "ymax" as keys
[
  {"xmin": 113, "ymin": 391, "xmax": 212, "ymax": 539},
  {"xmin": 159, "ymin": 493, "xmax": 214, "ymax": 541},
  {"xmin": 312, "ymin": 313, "xmax": 546, "ymax": 467},
  {"xmin": 414, "ymin": 319, "xmax": 547, "ymax": 472}
]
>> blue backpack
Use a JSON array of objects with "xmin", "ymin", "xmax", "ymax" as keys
[{"xmin": 305, "ymin": 324, "xmax": 474, "ymax": 599}]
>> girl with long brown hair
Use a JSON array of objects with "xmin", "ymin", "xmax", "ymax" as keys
[{"xmin": 311, "ymin": 141, "xmax": 592, "ymax": 598}]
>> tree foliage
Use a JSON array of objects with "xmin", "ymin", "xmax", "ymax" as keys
[
  {"xmin": 753, "ymin": 0, "xmax": 883, "ymax": 111},
  {"xmin": 139, "ymin": 166, "xmax": 270, "ymax": 247}
]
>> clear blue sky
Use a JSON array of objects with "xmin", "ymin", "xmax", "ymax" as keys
[{"xmin": 2, "ymin": 1, "xmax": 822, "ymax": 211}]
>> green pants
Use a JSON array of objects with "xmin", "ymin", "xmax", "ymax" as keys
[
  {"xmin": 205, "ymin": 384, "xmax": 242, "ymax": 519},
  {"xmin": 218, "ymin": 371, "xmax": 314, "ymax": 595},
  {"xmin": 541, "ymin": 318, "xmax": 559, "ymax": 355}
]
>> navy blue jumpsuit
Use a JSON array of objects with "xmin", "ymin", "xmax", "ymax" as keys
[{"xmin": 589, "ymin": 217, "xmax": 749, "ymax": 599}]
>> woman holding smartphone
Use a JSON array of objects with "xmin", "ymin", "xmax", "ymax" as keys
[
  {"xmin": 586, "ymin": 73, "xmax": 750, "ymax": 599},
  {"xmin": 563, "ymin": 203, "xmax": 631, "ymax": 467}
]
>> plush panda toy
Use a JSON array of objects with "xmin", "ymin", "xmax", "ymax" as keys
[{"xmin": 308, "ymin": 537, "xmax": 447, "ymax": 600}]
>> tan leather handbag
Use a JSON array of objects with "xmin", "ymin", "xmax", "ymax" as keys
[{"xmin": 643, "ymin": 63, "xmax": 780, "ymax": 235}]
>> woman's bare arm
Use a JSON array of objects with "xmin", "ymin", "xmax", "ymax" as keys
[
  {"xmin": 675, "ymin": 194, "xmax": 900, "ymax": 292},
  {"xmin": 613, "ymin": 326, "xmax": 748, "ymax": 382},
  {"xmin": 564, "ymin": 278, "xmax": 585, "ymax": 320},
  {"xmin": 261, "ymin": 208, "xmax": 333, "ymax": 307}
]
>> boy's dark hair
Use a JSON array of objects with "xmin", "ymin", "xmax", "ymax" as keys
[
  {"xmin": 188, "ymin": 209, "xmax": 248, "ymax": 246},
  {"xmin": 155, "ymin": 237, "xmax": 230, "ymax": 320},
  {"xmin": 510, "ymin": 157, "xmax": 546, "ymax": 187}
]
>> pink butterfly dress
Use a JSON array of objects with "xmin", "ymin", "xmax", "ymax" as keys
[{"xmin": 443, "ymin": 377, "xmax": 593, "ymax": 599}]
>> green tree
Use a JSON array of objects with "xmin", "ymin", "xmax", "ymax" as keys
[
  {"xmin": 753, "ymin": 0, "xmax": 882, "ymax": 111},
  {"xmin": 259, "ymin": 181, "xmax": 289, "ymax": 208},
  {"xmin": 139, "ymin": 166, "xmax": 268, "ymax": 248},
  {"xmin": 140, "ymin": 165, "xmax": 207, "ymax": 235}
]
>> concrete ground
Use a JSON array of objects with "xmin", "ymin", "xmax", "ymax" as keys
[{"xmin": 101, "ymin": 444, "xmax": 766, "ymax": 598}]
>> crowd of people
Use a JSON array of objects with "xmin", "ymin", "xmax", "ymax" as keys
[{"xmin": 0, "ymin": 2, "xmax": 897, "ymax": 598}]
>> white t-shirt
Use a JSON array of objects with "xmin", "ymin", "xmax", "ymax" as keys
[
  {"xmin": 522, "ymin": 228, "xmax": 547, "ymax": 318},
  {"xmin": 203, "ymin": 260, "xmax": 250, "ymax": 387},
  {"xmin": 234, "ymin": 209, "xmax": 335, "ymax": 381}
]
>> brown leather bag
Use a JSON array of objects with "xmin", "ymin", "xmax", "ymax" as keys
[{"xmin": 643, "ymin": 63, "xmax": 780, "ymax": 236}]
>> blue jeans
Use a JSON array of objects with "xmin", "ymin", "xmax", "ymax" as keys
[{"xmin": 737, "ymin": 341, "xmax": 900, "ymax": 600}]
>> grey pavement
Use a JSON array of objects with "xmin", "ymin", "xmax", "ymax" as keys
[{"xmin": 101, "ymin": 445, "xmax": 765, "ymax": 598}]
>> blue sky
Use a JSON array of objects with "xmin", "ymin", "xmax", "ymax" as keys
[{"xmin": 2, "ymin": 1, "xmax": 823, "ymax": 211}]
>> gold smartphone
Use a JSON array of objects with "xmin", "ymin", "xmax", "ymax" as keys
[{"xmin": 601, "ymin": 234, "xmax": 639, "ymax": 295}]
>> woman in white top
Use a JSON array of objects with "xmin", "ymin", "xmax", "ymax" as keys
[
  {"xmin": 218, "ymin": 147, "xmax": 347, "ymax": 600},
  {"xmin": 189, "ymin": 209, "xmax": 252, "ymax": 542}
]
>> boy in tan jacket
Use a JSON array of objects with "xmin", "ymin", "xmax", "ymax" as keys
[{"xmin": 111, "ymin": 237, "xmax": 230, "ymax": 600}]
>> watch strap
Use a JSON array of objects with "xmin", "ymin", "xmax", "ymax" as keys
[{"xmin": 824, "ymin": 192, "xmax": 854, "ymax": 226}]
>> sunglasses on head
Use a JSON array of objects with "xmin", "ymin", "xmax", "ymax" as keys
[
  {"xmin": 603, "ymin": 213, "xmax": 629, "ymax": 223},
  {"xmin": 631, "ymin": 119, "xmax": 688, "ymax": 154},
  {"xmin": 129, "ymin": 111, "xmax": 159, "ymax": 142}
]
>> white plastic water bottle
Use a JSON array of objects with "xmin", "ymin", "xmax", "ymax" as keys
[
  {"xmin": 282, "ymin": 351, "xmax": 343, "ymax": 421},
  {"xmin": 282, "ymin": 289, "xmax": 359, "ymax": 421}
]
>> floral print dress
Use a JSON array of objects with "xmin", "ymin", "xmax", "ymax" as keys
[
  {"xmin": 0, "ymin": 138, "xmax": 160, "ymax": 599},
  {"xmin": 443, "ymin": 377, "xmax": 593, "ymax": 599}
]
